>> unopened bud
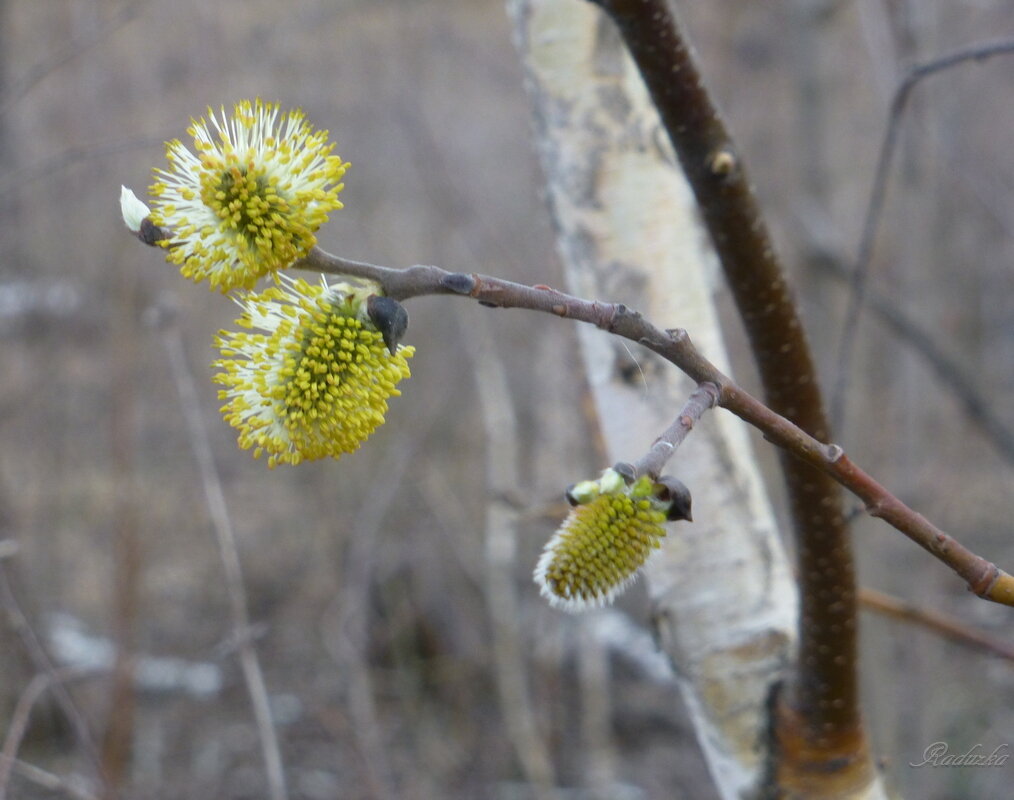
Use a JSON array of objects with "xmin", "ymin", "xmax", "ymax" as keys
[
  {"xmin": 120, "ymin": 185, "xmax": 150, "ymax": 233},
  {"xmin": 366, "ymin": 294, "xmax": 409, "ymax": 355},
  {"xmin": 655, "ymin": 475, "xmax": 693, "ymax": 522}
]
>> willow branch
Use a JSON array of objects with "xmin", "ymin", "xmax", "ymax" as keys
[
  {"xmin": 0, "ymin": 1, "xmax": 148, "ymax": 119},
  {"xmin": 295, "ymin": 246, "xmax": 1014, "ymax": 608},
  {"xmin": 0, "ymin": 668, "xmax": 94, "ymax": 800},
  {"xmin": 465, "ymin": 312, "xmax": 556, "ymax": 795},
  {"xmin": 0, "ymin": 565, "xmax": 102, "ymax": 783},
  {"xmin": 813, "ymin": 248, "xmax": 1014, "ymax": 466},
  {"xmin": 632, "ymin": 382, "xmax": 720, "ymax": 479},
  {"xmin": 9, "ymin": 760, "xmax": 97, "ymax": 800},
  {"xmin": 159, "ymin": 320, "xmax": 288, "ymax": 800},
  {"xmin": 832, "ymin": 38, "xmax": 1014, "ymax": 429},
  {"xmin": 583, "ymin": 1, "xmax": 863, "ymax": 768},
  {"xmin": 859, "ymin": 587, "xmax": 1014, "ymax": 663}
]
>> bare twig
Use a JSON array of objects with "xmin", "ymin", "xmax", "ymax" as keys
[
  {"xmin": 464, "ymin": 309, "xmax": 556, "ymax": 797},
  {"xmin": 0, "ymin": 136, "xmax": 167, "ymax": 198},
  {"xmin": 323, "ymin": 413, "xmax": 433, "ymax": 800},
  {"xmin": 814, "ymin": 249, "xmax": 1014, "ymax": 466},
  {"xmin": 0, "ymin": 1, "xmax": 148, "ymax": 119},
  {"xmin": 632, "ymin": 382, "xmax": 719, "ymax": 479},
  {"xmin": 0, "ymin": 667, "xmax": 95, "ymax": 800},
  {"xmin": 293, "ymin": 245, "xmax": 1014, "ymax": 608},
  {"xmin": 10, "ymin": 760, "xmax": 98, "ymax": 800},
  {"xmin": 832, "ymin": 38, "xmax": 1014, "ymax": 430},
  {"xmin": 0, "ymin": 565, "xmax": 102, "ymax": 782},
  {"xmin": 576, "ymin": 627, "xmax": 617, "ymax": 790},
  {"xmin": 101, "ymin": 244, "xmax": 142, "ymax": 800},
  {"xmin": 859, "ymin": 587, "xmax": 1014, "ymax": 663},
  {"xmin": 159, "ymin": 321, "xmax": 287, "ymax": 800}
]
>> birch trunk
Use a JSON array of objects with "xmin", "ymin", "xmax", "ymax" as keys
[{"xmin": 507, "ymin": 2, "xmax": 798, "ymax": 796}]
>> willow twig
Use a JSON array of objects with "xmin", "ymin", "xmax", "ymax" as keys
[
  {"xmin": 465, "ymin": 310, "xmax": 556, "ymax": 797},
  {"xmin": 0, "ymin": 668, "xmax": 94, "ymax": 800},
  {"xmin": 294, "ymin": 245, "xmax": 1014, "ymax": 608},
  {"xmin": 10, "ymin": 760, "xmax": 97, "ymax": 800},
  {"xmin": 159, "ymin": 319, "xmax": 288, "ymax": 800},
  {"xmin": 632, "ymin": 383, "xmax": 719, "ymax": 479},
  {"xmin": 859, "ymin": 587, "xmax": 1014, "ymax": 663},
  {"xmin": 0, "ymin": 565, "xmax": 102, "ymax": 784},
  {"xmin": 813, "ymin": 248, "xmax": 1014, "ymax": 466},
  {"xmin": 832, "ymin": 38, "xmax": 1014, "ymax": 430}
]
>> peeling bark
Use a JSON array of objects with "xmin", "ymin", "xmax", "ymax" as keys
[{"xmin": 507, "ymin": 2, "xmax": 798, "ymax": 796}]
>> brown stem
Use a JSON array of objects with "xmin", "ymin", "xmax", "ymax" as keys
[
  {"xmin": 632, "ymin": 382, "xmax": 719, "ymax": 479},
  {"xmin": 0, "ymin": 565, "xmax": 103, "ymax": 784},
  {"xmin": 813, "ymin": 249, "xmax": 1014, "ymax": 466},
  {"xmin": 0, "ymin": 668, "xmax": 95, "ymax": 800},
  {"xmin": 296, "ymin": 246, "xmax": 1014, "ymax": 610},
  {"xmin": 582, "ymin": 0, "xmax": 863, "ymax": 779},
  {"xmin": 859, "ymin": 586, "xmax": 1014, "ymax": 663},
  {"xmin": 833, "ymin": 39, "xmax": 1014, "ymax": 429},
  {"xmin": 160, "ymin": 323, "xmax": 288, "ymax": 800}
]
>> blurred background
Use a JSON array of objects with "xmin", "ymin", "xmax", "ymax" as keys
[{"xmin": 1, "ymin": 1, "xmax": 1013, "ymax": 798}]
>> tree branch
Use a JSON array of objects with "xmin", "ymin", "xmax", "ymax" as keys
[
  {"xmin": 832, "ymin": 38, "xmax": 1014, "ymax": 430},
  {"xmin": 859, "ymin": 586, "xmax": 1014, "ymax": 663},
  {"xmin": 582, "ymin": 2, "xmax": 867, "ymax": 780},
  {"xmin": 631, "ymin": 382, "xmax": 720, "ymax": 480},
  {"xmin": 295, "ymin": 245, "xmax": 1014, "ymax": 608},
  {"xmin": 812, "ymin": 248, "xmax": 1014, "ymax": 467},
  {"xmin": 0, "ymin": 668, "xmax": 95, "ymax": 800},
  {"xmin": 0, "ymin": 565, "xmax": 102, "ymax": 785},
  {"xmin": 158, "ymin": 319, "xmax": 288, "ymax": 800}
]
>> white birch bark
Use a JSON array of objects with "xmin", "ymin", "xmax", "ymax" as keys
[{"xmin": 507, "ymin": 2, "xmax": 799, "ymax": 796}]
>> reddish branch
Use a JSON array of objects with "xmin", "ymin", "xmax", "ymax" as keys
[
  {"xmin": 859, "ymin": 587, "xmax": 1014, "ymax": 663},
  {"xmin": 296, "ymin": 246, "xmax": 1014, "ymax": 611},
  {"xmin": 632, "ymin": 382, "xmax": 720, "ymax": 480}
]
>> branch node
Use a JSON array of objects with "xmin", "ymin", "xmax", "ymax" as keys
[
  {"xmin": 699, "ymin": 381, "xmax": 720, "ymax": 407},
  {"xmin": 969, "ymin": 564, "xmax": 1000, "ymax": 598},
  {"xmin": 597, "ymin": 302, "xmax": 619, "ymax": 330},
  {"xmin": 707, "ymin": 146, "xmax": 738, "ymax": 180},
  {"xmin": 825, "ymin": 443, "xmax": 844, "ymax": 463},
  {"xmin": 865, "ymin": 502, "xmax": 885, "ymax": 519},
  {"xmin": 440, "ymin": 272, "xmax": 476, "ymax": 295}
]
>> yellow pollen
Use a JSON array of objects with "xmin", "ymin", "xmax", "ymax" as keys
[
  {"xmin": 536, "ymin": 488, "xmax": 668, "ymax": 610},
  {"xmin": 213, "ymin": 278, "xmax": 414, "ymax": 467}
]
